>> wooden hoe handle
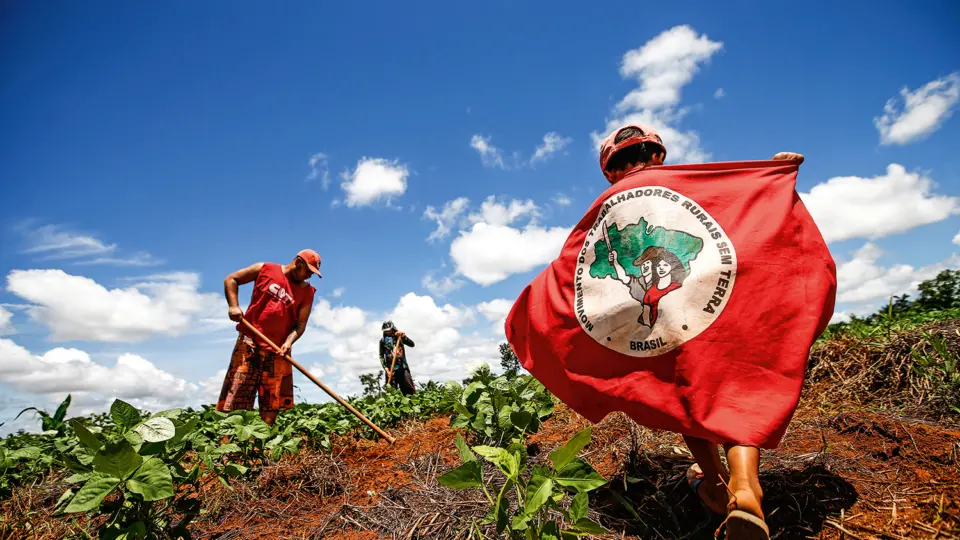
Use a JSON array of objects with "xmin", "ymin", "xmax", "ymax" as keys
[{"xmin": 239, "ymin": 318, "xmax": 396, "ymax": 444}]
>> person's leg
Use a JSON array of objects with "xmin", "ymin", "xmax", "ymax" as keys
[
  {"xmin": 723, "ymin": 444, "xmax": 764, "ymax": 518},
  {"xmin": 402, "ymin": 369, "xmax": 416, "ymax": 395},
  {"xmin": 217, "ymin": 337, "xmax": 259, "ymax": 444},
  {"xmin": 683, "ymin": 435, "xmax": 729, "ymax": 514},
  {"xmin": 258, "ymin": 352, "xmax": 294, "ymax": 426}
]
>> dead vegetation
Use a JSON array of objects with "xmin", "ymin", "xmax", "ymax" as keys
[
  {"xmin": 3, "ymin": 319, "xmax": 958, "ymax": 539},
  {"xmin": 806, "ymin": 320, "xmax": 960, "ymax": 419}
]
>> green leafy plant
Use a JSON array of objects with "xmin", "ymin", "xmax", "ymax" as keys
[
  {"xmin": 451, "ymin": 373, "xmax": 555, "ymax": 447},
  {"xmin": 438, "ymin": 427, "xmax": 608, "ymax": 539}
]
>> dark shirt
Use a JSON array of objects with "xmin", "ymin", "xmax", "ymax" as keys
[{"xmin": 379, "ymin": 333, "xmax": 415, "ymax": 370}]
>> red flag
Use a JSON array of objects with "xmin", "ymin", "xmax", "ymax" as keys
[{"xmin": 505, "ymin": 160, "xmax": 836, "ymax": 449}]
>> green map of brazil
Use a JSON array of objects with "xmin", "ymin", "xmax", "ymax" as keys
[{"xmin": 590, "ymin": 217, "xmax": 704, "ymax": 279}]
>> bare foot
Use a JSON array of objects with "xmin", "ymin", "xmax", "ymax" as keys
[
  {"xmin": 687, "ymin": 464, "xmax": 728, "ymax": 515},
  {"xmin": 727, "ymin": 484, "xmax": 764, "ymax": 519}
]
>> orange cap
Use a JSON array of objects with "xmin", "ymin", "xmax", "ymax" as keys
[
  {"xmin": 297, "ymin": 249, "xmax": 322, "ymax": 277},
  {"xmin": 599, "ymin": 124, "xmax": 667, "ymax": 182}
]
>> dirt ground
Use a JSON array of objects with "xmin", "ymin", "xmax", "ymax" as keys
[
  {"xmin": 183, "ymin": 398, "xmax": 959, "ymax": 540},
  {"xmin": 3, "ymin": 396, "xmax": 958, "ymax": 539}
]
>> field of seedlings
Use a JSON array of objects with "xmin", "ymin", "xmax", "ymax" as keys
[{"xmin": 2, "ymin": 276, "xmax": 959, "ymax": 539}]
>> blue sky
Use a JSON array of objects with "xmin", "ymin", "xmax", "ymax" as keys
[{"xmin": 1, "ymin": 1, "xmax": 958, "ymax": 432}]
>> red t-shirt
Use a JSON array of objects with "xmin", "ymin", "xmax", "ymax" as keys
[
  {"xmin": 642, "ymin": 281, "xmax": 681, "ymax": 325},
  {"xmin": 237, "ymin": 263, "xmax": 316, "ymax": 349}
]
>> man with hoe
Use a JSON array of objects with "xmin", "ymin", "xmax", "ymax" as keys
[
  {"xmin": 379, "ymin": 320, "xmax": 416, "ymax": 395},
  {"xmin": 598, "ymin": 124, "xmax": 804, "ymax": 539},
  {"xmin": 217, "ymin": 249, "xmax": 322, "ymax": 426}
]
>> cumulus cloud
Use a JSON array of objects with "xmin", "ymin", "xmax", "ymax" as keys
[
  {"xmin": 0, "ymin": 306, "xmax": 14, "ymax": 336},
  {"xmin": 451, "ymin": 222, "xmax": 569, "ymax": 285},
  {"xmin": 476, "ymin": 299, "xmax": 513, "ymax": 337},
  {"xmin": 340, "ymin": 157, "xmax": 409, "ymax": 207},
  {"xmin": 330, "ymin": 287, "xmax": 345, "ymax": 298},
  {"xmin": 530, "ymin": 132, "xmax": 573, "ymax": 164},
  {"xmin": 6, "ymin": 269, "xmax": 222, "ymax": 342},
  {"xmin": 953, "ymin": 230, "xmax": 960, "ymax": 246},
  {"xmin": 468, "ymin": 196, "xmax": 539, "ymax": 227},
  {"xmin": 593, "ymin": 25, "xmax": 723, "ymax": 163},
  {"xmin": 423, "ymin": 197, "xmax": 470, "ymax": 242},
  {"xmin": 295, "ymin": 294, "xmax": 499, "ymax": 398},
  {"xmin": 836, "ymin": 243, "xmax": 960, "ymax": 305},
  {"xmin": 426, "ymin": 196, "xmax": 570, "ymax": 286},
  {"xmin": 714, "ymin": 88, "xmax": 725, "ymax": 99},
  {"xmin": 307, "ymin": 152, "xmax": 331, "ymax": 189},
  {"xmin": 799, "ymin": 164, "xmax": 959, "ymax": 243},
  {"xmin": 875, "ymin": 72, "xmax": 960, "ymax": 145},
  {"xmin": 0, "ymin": 338, "xmax": 215, "ymax": 435},
  {"xmin": 0, "ymin": 339, "xmax": 198, "ymax": 400}
]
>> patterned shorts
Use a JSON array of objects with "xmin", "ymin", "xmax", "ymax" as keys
[{"xmin": 217, "ymin": 335, "xmax": 294, "ymax": 414}]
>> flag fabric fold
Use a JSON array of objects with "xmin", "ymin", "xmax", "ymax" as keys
[{"xmin": 505, "ymin": 160, "xmax": 836, "ymax": 449}]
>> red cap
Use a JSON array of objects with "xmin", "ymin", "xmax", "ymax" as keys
[
  {"xmin": 599, "ymin": 123, "xmax": 667, "ymax": 182},
  {"xmin": 297, "ymin": 249, "xmax": 322, "ymax": 277}
]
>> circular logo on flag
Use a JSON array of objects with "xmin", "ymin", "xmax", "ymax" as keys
[{"xmin": 573, "ymin": 185, "xmax": 737, "ymax": 357}]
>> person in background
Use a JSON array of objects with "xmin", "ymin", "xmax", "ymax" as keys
[
  {"xmin": 217, "ymin": 249, "xmax": 321, "ymax": 426},
  {"xmin": 379, "ymin": 321, "xmax": 416, "ymax": 395},
  {"xmin": 599, "ymin": 123, "xmax": 803, "ymax": 540}
]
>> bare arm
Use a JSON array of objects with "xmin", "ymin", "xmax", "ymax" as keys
[
  {"xmin": 279, "ymin": 301, "xmax": 313, "ymax": 354},
  {"xmin": 224, "ymin": 262, "xmax": 264, "ymax": 320}
]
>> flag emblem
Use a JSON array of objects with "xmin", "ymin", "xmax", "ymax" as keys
[{"xmin": 574, "ymin": 185, "xmax": 737, "ymax": 357}]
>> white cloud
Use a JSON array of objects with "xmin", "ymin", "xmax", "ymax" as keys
[
  {"xmin": 296, "ymin": 294, "xmax": 499, "ymax": 398},
  {"xmin": 423, "ymin": 197, "xmax": 470, "ymax": 242},
  {"xmin": 21, "ymin": 223, "xmax": 116, "ymax": 260},
  {"xmin": 17, "ymin": 223, "xmax": 162, "ymax": 267},
  {"xmin": 593, "ymin": 25, "xmax": 723, "ymax": 164},
  {"xmin": 477, "ymin": 299, "xmax": 512, "ymax": 337},
  {"xmin": 74, "ymin": 251, "xmax": 164, "ymax": 267},
  {"xmin": 0, "ymin": 338, "xmax": 213, "ymax": 435},
  {"xmin": 551, "ymin": 194, "xmax": 573, "ymax": 207},
  {"xmin": 340, "ymin": 157, "xmax": 409, "ymax": 207},
  {"xmin": 330, "ymin": 287, "xmax": 345, "ymax": 298},
  {"xmin": 530, "ymin": 132, "xmax": 573, "ymax": 164},
  {"xmin": 836, "ymin": 243, "xmax": 960, "ymax": 305},
  {"xmin": 714, "ymin": 88, "xmax": 725, "ymax": 99},
  {"xmin": 471, "ymin": 133, "xmax": 572, "ymax": 169},
  {"xmin": 422, "ymin": 273, "xmax": 465, "ymax": 297},
  {"xmin": 0, "ymin": 306, "xmax": 14, "ymax": 336},
  {"xmin": 875, "ymin": 72, "xmax": 960, "ymax": 145},
  {"xmin": 799, "ymin": 164, "xmax": 959, "ymax": 243},
  {"xmin": 0, "ymin": 339, "xmax": 199, "ymax": 400},
  {"xmin": 307, "ymin": 152, "xmax": 331, "ymax": 189},
  {"xmin": 471, "ymin": 135, "xmax": 505, "ymax": 169},
  {"xmin": 451, "ymin": 223, "xmax": 570, "ymax": 286},
  {"xmin": 829, "ymin": 311, "xmax": 851, "ymax": 325},
  {"xmin": 953, "ymin": 230, "xmax": 960, "ymax": 246},
  {"xmin": 6, "ymin": 269, "xmax": 222, "ymax": 342},
  {"xmin": 468, "ymin": 196, "xmax": 539, "ymax": 227},
  {"xmin": 438, "ymin": 197, "xmax": 570, "ymax": 286}
]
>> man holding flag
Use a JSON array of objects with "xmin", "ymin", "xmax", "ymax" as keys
[{"xmin": 505, "ymin": 124, "xmax": 836, "ymax": 540}]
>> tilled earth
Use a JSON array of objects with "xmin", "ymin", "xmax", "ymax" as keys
[
  {"xmin": 192, "ymin": 402, "xmax": 960, "ymax": 539},
  {"xmin": 4, "ymin": 402, "xmax": 958, "ymax": 539}
]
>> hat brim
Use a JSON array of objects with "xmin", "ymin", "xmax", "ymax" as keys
[{"xmin": 306, "ymin": 263, "xmax": 322, "ymax": 277}]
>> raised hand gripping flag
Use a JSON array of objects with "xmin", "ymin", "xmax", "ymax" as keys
[{"xmin": 505, "ymin": 160, "xmax": 836, "ymax": 449}]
